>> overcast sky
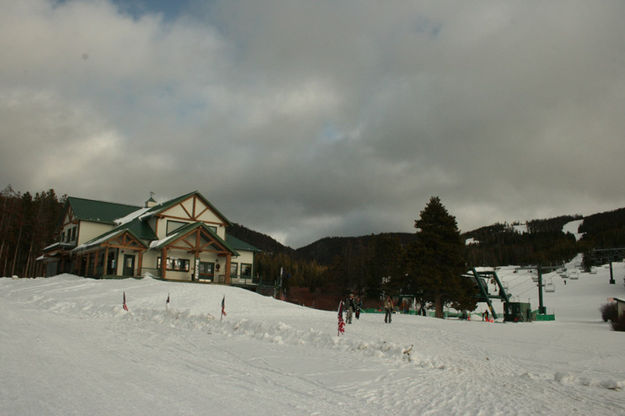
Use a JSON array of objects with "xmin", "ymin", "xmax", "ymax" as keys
[{"xmin": 2, "ymin": 0, "xmax": 625, "ymax": 248}]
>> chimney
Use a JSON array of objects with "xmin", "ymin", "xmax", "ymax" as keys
[{"xmin": 145, "ymin": 192, "xmax": 157, "ymax": 208}]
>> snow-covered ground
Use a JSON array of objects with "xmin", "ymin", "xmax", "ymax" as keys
[{"xmin": 2, "ymin": 258, "xmax": 625, "ymax": 415}]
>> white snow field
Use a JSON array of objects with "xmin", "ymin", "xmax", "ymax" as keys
[{"xmin": 2, "ymin": 259, "xmax": 625, "ymax": 415}]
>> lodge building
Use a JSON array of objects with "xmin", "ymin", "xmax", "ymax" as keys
[{"xmin": 38, "ymin": 191, "xmax": 260, "ymax": 285}]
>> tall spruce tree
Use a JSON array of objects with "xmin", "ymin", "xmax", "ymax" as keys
[
  {"xmin": 374, "ymin": 234, "xmax": 405, "ymax": 297},
  {"xmin": 409, "ymin": 197, "xmax": 475, "ymax": 318}
]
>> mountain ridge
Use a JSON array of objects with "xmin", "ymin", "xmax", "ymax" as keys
[{"xmin": 229, "ymin": 206, "xmax": 625, "ymax": 267}]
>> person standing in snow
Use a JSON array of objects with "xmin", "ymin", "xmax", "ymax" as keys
[
  {"xmin": 355, "ymin": 296, "xmax": 362, "ymax": 319},
  {"xmin": 384, "ymin": 296, "xmax": 394, "ymax": 323},
  {"xmin": 345, "ymin": 294, "xmax": 354, "ymax": 324}
]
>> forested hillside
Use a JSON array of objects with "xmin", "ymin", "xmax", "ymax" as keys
[
  {"xmin": 579, "ymin": 207, "xmax": 625, "ymax": 248},
  {"xmin": 227, "ymin": 223, "xmax": 293, "ymax": 255},
  {"xmin": 462, "ymin": 219, "xmax": 580, "ymax": 266},
  {"xmin": 295, "ymin": 233, "xmax": 418, "ymax": 266},
  {"xmin": 0, "ymin": 186, "xmax": 65, "ymax": 277}
]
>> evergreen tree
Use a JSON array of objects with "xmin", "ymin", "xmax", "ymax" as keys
[
  {"xmin": 409, "ymin": 197, "xmax": 475, "ymax": 318},
  {"xmin": 374, "ymin": 234, "xmax": 405, "ymax": 297}
]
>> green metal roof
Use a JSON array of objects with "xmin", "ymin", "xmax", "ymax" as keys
[
  {"xmin": 226, "ymin": 233, "xmax": 262, "ymax": 252},
  {"xmin": 150, "ymin": 222, "xmax": 239, "ymax": 256},
  {"xmin": 140, "ymin": 191, "xmax": 232, "ymax": 226},
  {"xmin": 67, "ymin": 197, "xmax": 141, "ymax": 224},
  {"xmin": 124, "ymin": 218, "xmax": 158, "ymax": 241}
]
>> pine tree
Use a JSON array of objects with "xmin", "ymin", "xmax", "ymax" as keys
[
  {"xmin": 374, "ymin": 234, "xmax": 405, "ymax": 297},
  {"xmin": 409, "ymin": 197, "xmax": 475, "ymax": 318}
]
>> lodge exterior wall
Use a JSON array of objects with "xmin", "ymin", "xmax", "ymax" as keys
[{"xmin": 78, "ymin": 222, "xmax": 114, "ymax": 246}]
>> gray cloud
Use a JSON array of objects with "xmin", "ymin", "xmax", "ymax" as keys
[{"xmin": 2, "ymin": 0, "xmax": 625, "ymax": 248}]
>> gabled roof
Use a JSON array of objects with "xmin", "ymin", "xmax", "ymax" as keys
[
  {"xmin": 226, "ymin": 234, "xmax": 262, "ymax": 253},
  {"xmin": 73, "ymin": 222, "xmax": 149, "ymax": 252},
  {"xmin": 150, "ymin": 221, "xmax": 239, "ymax": 255},
  {"xmin": 139, "ymin": 190, "xmax": 232, "ymax": 226},
  {"xmin": 66, "ymin": 197, "xmax": 141, "ymax": 225}
]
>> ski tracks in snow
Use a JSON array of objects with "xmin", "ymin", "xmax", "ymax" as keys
[{"xmin": 2, "ymin": 276, "xmax": 624, "ymax": 415}]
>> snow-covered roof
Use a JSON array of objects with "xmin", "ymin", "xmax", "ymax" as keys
[{"xmin": 114, "ymin": 207, "xmax": 151, "ymax": 226}]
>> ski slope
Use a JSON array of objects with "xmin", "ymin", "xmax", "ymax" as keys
[{"xmin": 1, "ymin": 259, "xmax": 625, "ymax": 415}]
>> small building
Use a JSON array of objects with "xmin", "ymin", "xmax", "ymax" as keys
[
  {"xmin": 38, "ymin": 191, "xmax": 260, "ymax": 285},
  {"xmin": 612, "ymin": 298, "xmax": 625, "ymax": 318}
]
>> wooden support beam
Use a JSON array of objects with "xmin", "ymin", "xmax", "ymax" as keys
[
  {"xmin": 85, "ymin": 253, "xmax": 90, "ymax": 277},
  {"xmin": 195, "ymin": 206, "xmax": 209, "ymax": 220},
  {"xmin": 92, "ymin": 250, "xmax": 98, "ymax": 276},
  {"xmin": 225, "ymin": 253, "xmax": 231, "ymax": 285},
  {"xmin": 104, "ymin": 247, "xmax": 109, "ymax": 276},
  {"xmin": 137, "ymin": 252, "xmax": 143, "ymax": 277},
  {"xmin": 180, "ymin": 203, "xmax": 193, "ymax": 220},
  {"xmin": 161, "ymin": 247, "xmax": 167, "ymax": 280}
]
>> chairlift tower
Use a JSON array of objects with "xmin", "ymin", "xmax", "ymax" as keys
[
  {"xmin": 517, "ymin": 264, "xmax": 561, "ymax": 314},
  {"xmin": 591, "ymin": 248, "xmax": 625, "ymax": 285},
  {"xmin": 464, "ymin": 268, "xmax": 510, "ymax": 319}
]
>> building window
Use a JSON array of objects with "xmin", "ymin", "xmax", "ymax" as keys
[
  {"xmin": 157, "ymin": 257, "xmax": 190, "ymax": 272},
  {"xmin": 198, "ymin": 262, "xmax": 214, "ymax": 280},
  {"xmin": 166, "ymin": 220, "xmax": 188, "ymax": 235},
  {"xmin": 71, "ymin": 227, "xmax": 77, "ymax": 241},
  {"xmin": 241, "ymin": 263, "xmax": 252, "ymax": 278},
  {"xmin": 207, "ymin": 225, "xmax": 217, "ymax": 234},
  {"xmin": 230, "ymin": 262, "xmax": 238, "ymax": 278}
]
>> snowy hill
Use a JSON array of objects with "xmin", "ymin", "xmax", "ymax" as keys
[{"xmin": 2, "ymin": 263, "xmax": 625, "ymax": 415}]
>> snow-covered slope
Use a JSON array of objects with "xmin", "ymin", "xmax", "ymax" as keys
[
  {"xmin": 563, "ymin": 219, "xmax": 584, "ymax": 241},
  {"xmin": 1, "ymin": 262, "xmax": 625, "ymax": 415}
]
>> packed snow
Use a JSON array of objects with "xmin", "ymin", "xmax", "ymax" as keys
[{"xmin": 2, "ymin": 257, "xmax": 625, "ymax": 415}]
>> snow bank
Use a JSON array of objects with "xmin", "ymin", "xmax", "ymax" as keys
[{"xmin": 1, "ymin": 264, "xmax": 625, "ymax": 415}]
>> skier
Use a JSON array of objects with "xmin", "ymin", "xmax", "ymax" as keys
[
  {"xmin": 355, "ymin": 296, "xmax": 362, "ymax": 319},
  {"xmin": 384, "ymin": 296, "xmax": 394, "ymax": 323}
]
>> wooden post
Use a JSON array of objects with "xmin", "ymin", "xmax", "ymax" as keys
[
  {"xmin": 137, "ymin": 251, "xmax": 143, "ymax": 277},
  {"xmin": 93, "ymin": 250, "xmax": 98, "ymax": 276},
  {"xmin": 85, "ymin": 252, "xmax": 91, "ymax": 277},
  {"xmin": 104, "ymin": 246, "xmax": 109, "ymax": 276},
  {"xmin": 225, "ymin": 253, "xmax": 231, "ymax": 285},
  {"xmin": 161, "ymin": 248, "xmax": 167, "ymax": 280}
]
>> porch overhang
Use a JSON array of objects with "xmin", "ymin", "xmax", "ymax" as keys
[{"xmin": 150, "ymin": 222, "xmax": 238, "ymax": 283}]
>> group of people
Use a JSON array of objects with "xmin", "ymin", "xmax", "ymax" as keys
[
  {"xmin": 341, "ymin": 294, "xmax": 396, "ymax": 324},
  {"xmin": 339, "ymin": 293, "xmax": 407, "ymax": 324}
]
